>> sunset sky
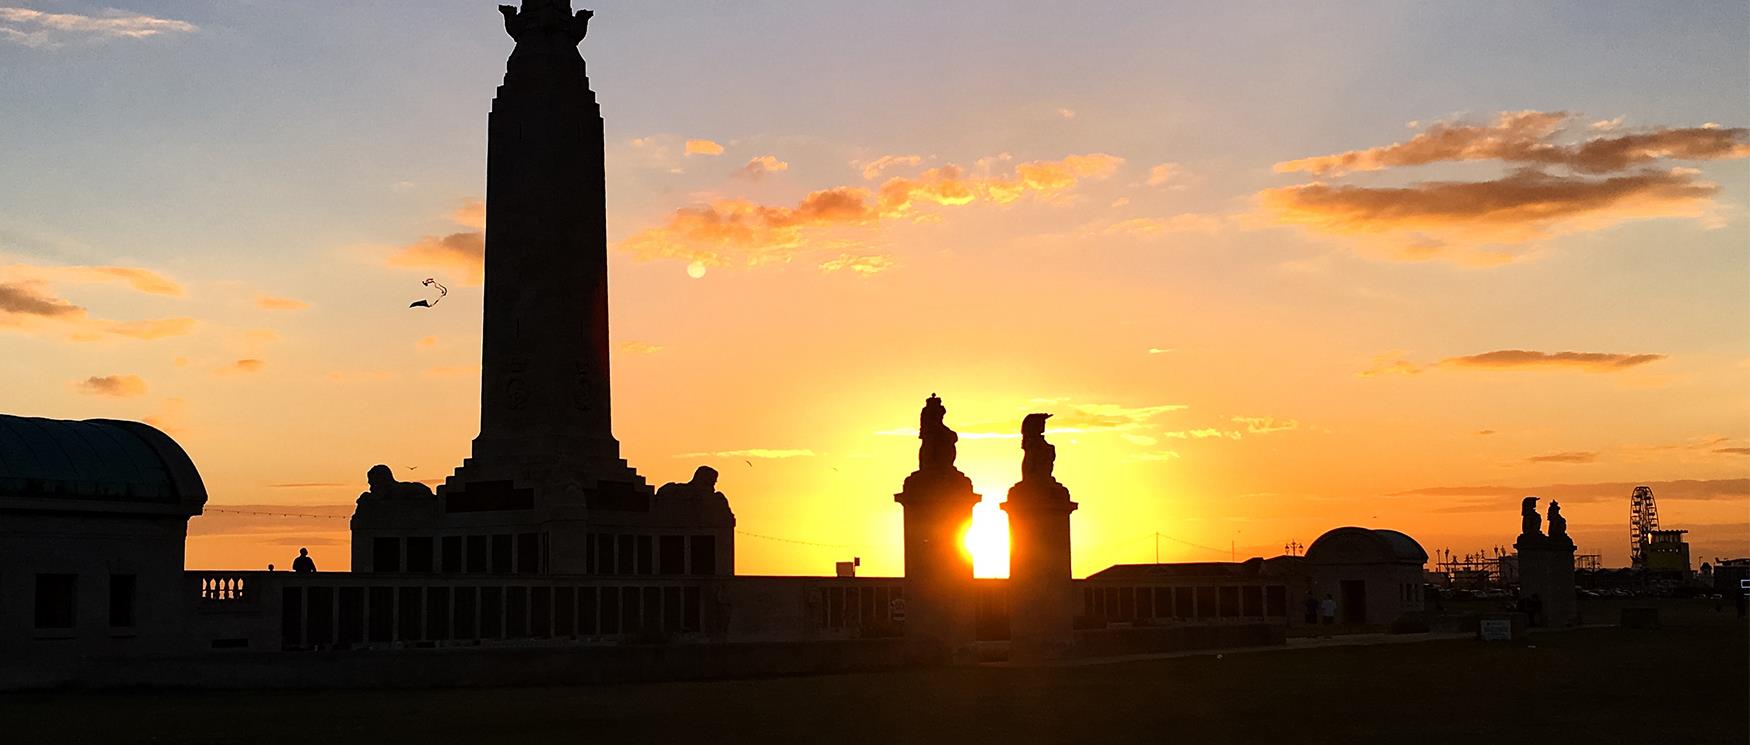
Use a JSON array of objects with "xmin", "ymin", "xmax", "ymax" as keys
[{"xmin": 2, "ymin": 1, "xmax": 1746, "ymax": 577}]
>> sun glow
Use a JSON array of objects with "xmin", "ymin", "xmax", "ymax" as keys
[{"xmin": 964, "ymin": 499, "xmax": 1010, "ymax": 578}]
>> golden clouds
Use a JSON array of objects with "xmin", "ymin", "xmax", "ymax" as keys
[
  {"xmin": 72, "ymin": 374, "xmax": 147, "ymax": 397},
  {"xmin": 734, "ymin": 155, "xmax": 789, "ymax": 180},
  {"xmin": 255, "ymin": 293, "xmax": 308, "ymax": 311},
  {"xmin": 0, "ymin": 7, "xmax": 195, "ymax": 48},
  {"xmin": 684, "ymin": 139, "xmax": 725, "ymax": 157},
  {"xmin": 618, "ymin": 340, "xmax": 664, "ymax": 354},
  {"xmin": 1441, "ymin": 350, "xmax": 1665, "ymax": 372},
  {"xmin": 623, "ymin": 153, "xmax": 1124, "ymax": 272},
  {"xmin": 854, "ymin": 154, "xmax": 923, "ymax": 180},
  {"xmin": 1146, "ymin": 162, "xmax": 1185, "ymax": 188},
  {"xmin": 0, "ymin": 265, "xmax": 194, "ymax": 341},
  {"xmin": 1526, "ymin": 451, "xmax": 1598, "ymax": 464},
  {"xmin": 386, "ymin": 231, "xmax": 484, "ymax": 283},
  {"xmin": 1274, "ymin": 112, "xmax": 1748, "ymax": 176},
  {"xmin": 384, "ymin": 199, "xmax": 487, "ymax": 283},
  {"xmin": 1263, "ymin": 111, "xmax": 1746, "ymax": 261},
  {"xmin": 451, "ymin": 198, "xmax": 486, "ymax": 229},
  {"xmin": 817, "ymin": 253, "xmax": 895, "ymax": 276}
]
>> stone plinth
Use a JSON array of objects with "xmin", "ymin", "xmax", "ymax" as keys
[
  {"xmin": 894, "ymin": 468, "xmax": 980, "ymax": 659},
  {"xmin": 1515, "ymin": 537, "xmax": 1577, "ymax": 628},
  {"xmin": 1002, "ymin": 478, "xmax": 1077, "ymax": 662}
]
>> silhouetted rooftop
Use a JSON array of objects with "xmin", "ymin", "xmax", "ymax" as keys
[
  {"xmin": 1305, "ymin": 527, "xmax": 1428, "ymax": 565},
  {"xmin": 0, "ymin": 414, "xmax": 206, "ymax": 515}
]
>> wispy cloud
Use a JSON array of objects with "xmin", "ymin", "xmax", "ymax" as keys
[
  {"xmin": 1525, "ymin": 451, "xmax": 1598, "ymax": 464},
  {"xmin": 71, "ymin": 374, "xmax": 146, "ymax": 397},
  {"xmin": 1275, "ymin": 111, "xmax": 1749, "ymax": 177},
  {"xmin": 1392, "ymin": 478, "xmax": 1749, "ymax": 505},
  {"xmin": 1441, "ymin": 350, "xmax": 1665, "ymax": 372},
  {"xmin": 0, "ymin": 270, "xmax": 195, "ymax": 342},
  {"xmin": 684, "ymin": 139, "xmax": 725, "ymax": 157},
  {"xmin": 0, "ymin": 7, "xmax": 196, "ymax": 48},
  {"xmin": 255, "ymin": 294, "xmax": 308, "ymax": 311},
  {"xmin": 1262, "ymin": 111, "xmax": 1746, "ymax": 263},
  {"xmin": 1232, "ymin": 416, "xmax": 1298, "ymax": 434},
  {"xmin": 853, "ymin": 154, "xmax": 924, "ymax": 180},
  {"xmin": 618, "ymin": 340, "xmax": 664, "ymax": 355},
  {"xmin": 733, "ymin": 155, "xmax": 788, "ymax": 180},
  {"xmin": 623, "ymin": 153, "xmax": 1124, "ymax": 272},
  {"xmin": 817, "ymin": 253, "xmax": 895, "ymax": 276}
]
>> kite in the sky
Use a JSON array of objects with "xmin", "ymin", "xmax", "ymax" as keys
[{"xmin": 409, "ymin": 278, "xmax": 448, "ymax": 308}]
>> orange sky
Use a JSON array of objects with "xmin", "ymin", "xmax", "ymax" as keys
[{"xmin": 1, "ymin": 3, "xmax": 1746, "ymax": 577}]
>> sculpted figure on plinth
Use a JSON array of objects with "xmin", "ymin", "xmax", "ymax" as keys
[
  {"xmin": 1020, "ymin": 413, "xmax": 1057, "ymax": 484},
  {"xmin": 500, "ymin": 1, "xmax": 591, "ymax": 43},
  {"xmin": 918, "ymin": 393, "xmax": 958, "ymax": 472},
  {"xmin": 1547, "ymin": 500, "xmax": 1571, "ymax": 545},
  {"xmin": 359, "ymin": 464, "xmax": 434, "ymax": 502},
  {"xmin": 1519, "ymin": 496, "xmax": 1543, "ymax": 543}
]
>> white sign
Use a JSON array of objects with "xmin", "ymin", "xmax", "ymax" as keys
[
  {"xmin": 889, "ymin": 598, "xmax": 907, "ymax": 623},
  {"xmin": 1480, "ymin": 618, "xmax": 1512, "ymax": 641}
]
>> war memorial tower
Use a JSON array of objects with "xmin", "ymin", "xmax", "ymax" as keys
[{"xmin": 351, "ymin": 2, "xmax": 734, "ymax": 576}]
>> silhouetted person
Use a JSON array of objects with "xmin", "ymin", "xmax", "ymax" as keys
[
  {"xmin": 266, "ymin": 563, "xmax": 275, "ymax": 572},
  {"xmin": 292, "ymin": 547, "xmax": 316, "ymax": 573},
  {"xmin": 1319, "ymin": 594, "xmax": 1336, "ymax": 625},
  {"xmin": 1302, "ymin": 592, "xmax": 1319, "ymax": 625}
]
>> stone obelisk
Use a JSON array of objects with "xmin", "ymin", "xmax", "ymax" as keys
[{"xmin": 439, "ymin": 1, "xmax": 648, "ymax": 534}]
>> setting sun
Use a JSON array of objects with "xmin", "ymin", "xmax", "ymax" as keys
[{"xmin": 965, "ymin": 499, "xmax": 1011, "ymax": 578}]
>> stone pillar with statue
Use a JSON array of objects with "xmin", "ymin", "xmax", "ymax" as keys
[
  {"xmin": 1002, "ymin": 413, "xmax": 1079, "ymax": 661},
  {"xmin": 893, "ymin": 394, "xmax": 981, "ymax": 660},
  {"xmin": 1514, "ymin": 496, "xmax": 1579, "ymax": 627}
]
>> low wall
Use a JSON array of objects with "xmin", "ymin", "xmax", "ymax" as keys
[
  {"xmin": 5, "ymin": 637, "xmax": 944, "ymax": 691},
  {"xmin": 1073, "ymin": 623, "xmax": 1285, "ymax": 657}
]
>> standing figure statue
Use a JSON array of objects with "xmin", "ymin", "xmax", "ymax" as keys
[
  {"xmin": 918, "ymin": 394, "xmax": 958, "ymax": 472},
  {"xmin": 1547, "ymin": 500, "xmax": 1569, "ymax": 543},
  {"xmin": 1020, "ymin": 413, "xmax": 1056, "ymax": 483},
  {"xmin": 1520, "ymin": 496, "xmax": 1542, "ymax": 539}
]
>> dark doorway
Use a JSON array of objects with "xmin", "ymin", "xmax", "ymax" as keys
[{"xmin": 1340, "ymin": 580, "xmax": 1367, "ymax": 624}]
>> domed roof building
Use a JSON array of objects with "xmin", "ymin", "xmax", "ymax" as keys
[
  {"xmin": 1303, "ymin": 526, "xmax": 1429, "ymax": 626},
  {"xmin": 0, "ymin": 415, "xmax": 209, "ymax": 671}
]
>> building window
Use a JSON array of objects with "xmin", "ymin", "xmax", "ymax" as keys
[
  {"xmin": 35, "ymin": 574, "xmax": 76, "ymax": 629},
  {"xmin": 108, "ymin": 574, "xmax": 137, "ymax": 628},
  {"xmin": 659, "ymin": 535, "xmax": 685, "ymax": 575},
  {"xmin": 515, "ymin": 533, "xmax": 540, "ymax": 575},
  {"xmin": 616, "ymin": 535, "xmax": 634, "ymax": 576},
  {"xmin": 491, "ymin": 534, "xmax": 513, "ymax": 575},
  {"xmin": 406, "ymin": 536, "xmax": 434, "ymax": 573},
  {"xmin": 636, "ymin": 535, "xmax": 654, "ymax": 576},
  {"xmin": 465, "ymin": 535, "xmax": 488, "ymax": 574},
  {"xmin": 441, "ymin": 536, "xmax": 463, "ymax": 573},
  {"xmin": 373, "ymin": 536, "xmax": 401, "ymax": 573},
  {"xmin": 690, "ymin": 535, "xmax": 717, "ymax": 575}
]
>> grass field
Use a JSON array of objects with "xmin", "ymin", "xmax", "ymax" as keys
[{"xmin": 2, "ymin": 598, "xmax": 1743, "ymax": 745}]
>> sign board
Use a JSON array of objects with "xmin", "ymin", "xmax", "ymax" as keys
[
  {"xmin": 1740, "ymin": 578, "xmax": 1749, "ymax": 590},
  {"xmin": 1479, "ymin": 618, "xmax": 1513, "ymax": 641},
  {"xmin": 889, "ymin": 598, "xmax": 907, "ymax": 623}
]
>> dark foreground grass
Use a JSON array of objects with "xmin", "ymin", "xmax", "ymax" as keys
[{"xmin": 2, "ymin": 599, "xmax": 1744, "ymax": 745}]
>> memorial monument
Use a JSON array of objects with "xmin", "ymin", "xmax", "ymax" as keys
[
  {"xmin": 1513, "ymin": 496, "xmax": 1577, "ymax": 627},
  {"xmin": 351, "ymin": 1, "xmax": 735, "ymax": 576},
  {"xmin": 1002, "ymin": 413, "xmax": 1078, "ymax": 660},
  {"xmin": 893, "ymin": 394, "xmax": 980, "ymax": 657}
]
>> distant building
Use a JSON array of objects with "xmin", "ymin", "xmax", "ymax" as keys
[
  {"xmin": 0, "ymin": 415, "xmax": 209, "ymax": 681},
  {"xmin": 1302, "ymin": 527, "xmax": 1429, "ymax": 625},
  {"xmin": 1640, "ymin": 530, "xmax": 1691, "ymax": 575}
]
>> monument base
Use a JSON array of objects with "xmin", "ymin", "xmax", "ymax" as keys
[
  {"xmin": 1515, "ymin": 538, "xmax": 1578, "ymax": 628},
  {"xmin": 895, "ymin": 467, "xmax": 981, "ymax": 662},
  {"xmin": 1004, "ymin": 478, "xmax": 1078, "ymax": 662}
]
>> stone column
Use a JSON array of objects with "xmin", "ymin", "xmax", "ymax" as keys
[
  {"xmin": 1516, "ymin": 539, "xmax": 1578, "ymax": 628},
  {"xmin": 1003, "ymin": 479, "xmax": 1077, "ymax": 661},
  {"xmin": 894, "ymin": 468, "xmax": 980, "ymax": 661}
]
